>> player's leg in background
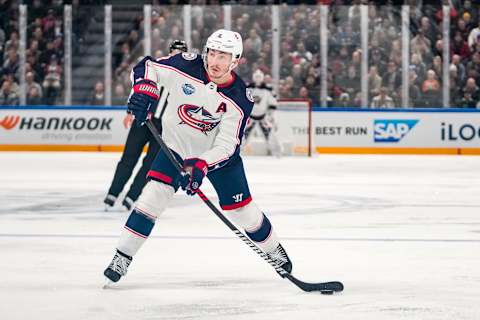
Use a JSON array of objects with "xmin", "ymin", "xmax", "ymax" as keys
[
  {"xmin": 207, "ymin": 156, "xmax": 292, "ymax": 272},
  {"xmin": 104, "ymin": 148, "xmax": 183, "ymax": 283},
  {"xmin": 241, "ymin": 118, "xmax": 256, "ymax": 154},
  {"xmin": 104, "ymin": 123, "xmax": 149, "ymax": 209},
  {"xmin": 259, "ymin": 117, "xmax": 282, "ymax": 157},
  {"xmin": 122, "ymin": 120, "xmax": 163, "ymax": 210}
]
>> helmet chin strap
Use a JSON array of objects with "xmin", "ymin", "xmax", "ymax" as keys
[{"xmin": 228, "ymin": 60, "xmax": 238, "ymax": 72}]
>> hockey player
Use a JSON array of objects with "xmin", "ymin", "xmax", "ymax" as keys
[
  {"xmin": 104, "ymin": 29, "xmax": 292, "ymax": 283},
  {"xmin": 103, "ymin": 40, "xmax": 188, "ymax": 211},
  {"xmin": 244, "ymin": 69, "xmax": 282, "ymax": 157}
]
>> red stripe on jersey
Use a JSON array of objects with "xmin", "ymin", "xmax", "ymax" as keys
[
  {"xmin": 221, "ymin": 196, "xmax": 252, "ymax": 211},
  {"xmin": 147, "ymin": 170, "xmax": 173, "ymax": 184}
]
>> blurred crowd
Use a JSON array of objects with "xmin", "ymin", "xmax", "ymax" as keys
[{"xmin": 1, "ymin": 0, "xmax": 480, "ymax": 109}]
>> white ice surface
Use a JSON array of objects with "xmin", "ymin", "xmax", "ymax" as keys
[{"xmin": 0, "ymin": 152, "xmax": 479, "ymax": 320}]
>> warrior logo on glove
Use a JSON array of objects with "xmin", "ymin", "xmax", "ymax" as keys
[{"xmin": 127, "ymin": 79, "xmax": 160, "ymax": 125}]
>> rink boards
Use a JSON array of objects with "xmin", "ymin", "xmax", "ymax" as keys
[{"xmin": 1, "ymin": 106, "xmax": 480, "ymax": 155}]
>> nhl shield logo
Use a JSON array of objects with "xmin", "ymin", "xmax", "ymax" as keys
[
  {"xmin": 177, "ymin": 104, "xmax": 220, "ymax": 134},
  {"xmin": 182, "ymin": 83, "xmax": 196, "ymax": 95}
]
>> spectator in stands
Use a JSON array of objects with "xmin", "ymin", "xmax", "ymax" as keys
[
  {"xmin": 411, "ymin": 30, "xmax": 431, "ymax": 63},
  {"xmin": 449, "ymin": 64, "xmax": 462, "ymax": 107},
  {"xmin": 26, "ymin": 71, "xmax": 43, "ymax": 101},
  {"xmin": 27, "ymin": 86, "xmax": 43, "ymax": 105},
  {"xmin": 463, "ymin": 77, "xmax": 480, "ymax": 102},
  {"xmin": 410, "ymin": 52, "xmax": 426, "ymax": 81},
  {"xmin": 338, "ymin": 64, "xmax": 360, "ymax": 101},
  {"xmin": 451, "ymin": 54, "xmax": 466, "ymax": 85},
  {"xmin": 371, "ymin": 87, "xmax": 395, "ymax": 109},
  {"xmin": 42, "ymin": 54, "xmax": 62, "ymax": 105},
  {"xmin": 389, "ymin": 39, "xmax": 402, "ymax": 66},
  {"xmin": 2, "ymin": 47, "xmax": 19, "ymax": 78},
  {"xmin": 370, "ymin": 48, "xmax": 387, "ymax": 75},
  {"xmin": 90, "ymin": 81, "xmax": 105, "ymax": 105},
  {"xmin": 421, "ymin": 69, "xmax": 441, "ymax": 107},
  {"xmin": 299, "ymin": 86, "xmax": 310, "ymax": 102},
  {"xmin": 459, "ymin": 92, "xmax": 477, "ymax": 108},
  {"xmin": 432, "ymin": 55, "xmax": 443, "ymax": 80},
  {"xmin": 465, "ymin": 52, "xmax": 480, "ymax": 82},
  {"xmin": 368, "ymin": 65, "xmax": 382, "ymax": 99},
  {"xmin": 407, "ymin": 69, "xmax": 422, "ymax": 107},
  {"xmin": 384, "ymin": 60, "xmax": 401, "ymax": 94},
  {"xmin": 451, "ymin": 31, "xmax": 471, "ymax": 60},
  {"xmin": 112, "ymin": 83, "xmax": 127, "ymax": 106},
  {"xmin": 31, "ymin": 27, "xmax": 45, "ymax": 52},
  {"xmin": 433, "ymin": 39, "xmax": 444, "ymax": 58},
  {"xmin": 3, "ymin": 30, "xmax": 18, "ymax": 56},
  {"xmin": 0, "ymin": 76, "xmax": 19, "ymax": 105},
  {"xmin": 419, "ymin": 16, "xmax": 438, "ymax": 46},
  {"xmin": 42, "ymin": 9, "xmax": 56, "ymax": 39},
  {"xmin": 0, "ymin": 26, "xmax": 5, "ymax": 53},
  {"xmin": 456, "ymin": 17, "xmax": 470, "ymax": 40},
  {"xmin": 467, "ymin": 22, "xmax": 480, "ymax": 50}
]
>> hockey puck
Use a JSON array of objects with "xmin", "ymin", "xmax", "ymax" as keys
[{"xmin": 320, "ymin": 290, "xmax": 334, "ymax": 295}]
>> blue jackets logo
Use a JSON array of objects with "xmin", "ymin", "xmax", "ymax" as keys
[
  {"xmin": 374, "ymin": 119, "xmax": 419, "ymax": 142},
  {"xmin": 182, "ymin": 83, "xmax": 195, "ymax": 95}
]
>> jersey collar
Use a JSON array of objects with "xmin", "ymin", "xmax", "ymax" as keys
[{"xmin": 205, "ymin": 70, "xmax": 237, "ymax": 88}]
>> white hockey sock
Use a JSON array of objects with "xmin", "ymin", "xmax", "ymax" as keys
[
  {"xmin": 225, "ymin": 201, "xmax": 280, "ymax": 253},
  {"xmin": 117, "ymin": 181, "xmax": 174, "ymax": 257}
]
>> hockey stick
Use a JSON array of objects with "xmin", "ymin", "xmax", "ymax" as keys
[{"xmin": 146, "ymin": 120, "xmax": 343, "ymax": 293}]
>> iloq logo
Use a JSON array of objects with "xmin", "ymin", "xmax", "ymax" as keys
[
  {"xmin": 441, "ymin": 122, "xmax": 480, "ymax": 141},
  {"xmin": 374, "ymin": 119, "xmax": 419, "ymax": 143},
  {"xmin": 0, "ymin": 115, "xmax": 20, "ymax": 130}
]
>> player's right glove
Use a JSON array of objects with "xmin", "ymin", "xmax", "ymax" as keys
[{"xmin": 127, "ymin": 79, "xmax": 160, "ymax": 125}]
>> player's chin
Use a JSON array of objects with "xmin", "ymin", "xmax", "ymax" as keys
[{"xmin": 209, "ymin": 68, "xmax": 222, "ymax": 78}]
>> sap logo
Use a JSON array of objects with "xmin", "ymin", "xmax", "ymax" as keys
[
  {"xmin": 182, "ymin": 83, "xmax": 195, "ymax": 95},
  {"xmin": 374, "ymin": 119, "xmax": 419, "ymax": 142},
  {"xmin": 0, "ymin": 115, "xmax": 20, "ymax": 130}
]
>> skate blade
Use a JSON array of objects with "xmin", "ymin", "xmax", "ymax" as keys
[{"xmin": 103, "ymin": 279, "xmax": 114, "ymax": 289}]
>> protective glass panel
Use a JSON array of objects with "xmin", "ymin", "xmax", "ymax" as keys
[{"xmin": 279, "ymin": 5, "xmax": 321, "ymax": 105}]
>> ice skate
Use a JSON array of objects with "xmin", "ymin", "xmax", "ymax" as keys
[
  {"xmin": 266, "ymin": 243, "xmax": 292, "ymax": 273},
  {"xmin": 122, "ymin": 196, "xmax": 134, "ymax": 211},
  {"xmin": 103, "ymin": 249, "xmax": 132, "ymax": 285},
  {"xmin": 103, "ymin": 194, "xmax": 117, "ymax": 211}
]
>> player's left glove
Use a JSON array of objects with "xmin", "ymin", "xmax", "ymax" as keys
[
  {"xmin": 181, "ymin": 158, "xmax": 208, "ymax": 196},
  {"xmin": 127, "ymin": 79, "xmax": 160, "ymax": 125}
]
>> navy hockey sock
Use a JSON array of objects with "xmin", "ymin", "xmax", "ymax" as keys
[
  {"xmin": 245, "ymin": 213, "xmax": 272, "ymax": 242},
  {"xmin": 124, "ymin": 209, "xmax": 155, "ymax": 238}
]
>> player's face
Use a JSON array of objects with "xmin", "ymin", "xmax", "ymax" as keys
[{"xmin": 206, "ymin": 49, "xmax": 234, "ymax": 84}]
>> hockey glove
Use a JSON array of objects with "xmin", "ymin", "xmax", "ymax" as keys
[
  {"xmin": 127, "ymin": 79, "xmax": 160, "ymax": 125},
  {"xmin": 181, "ymin": 158, "xmax": 208, "ymax": 196}
]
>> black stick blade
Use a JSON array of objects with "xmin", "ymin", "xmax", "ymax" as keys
[{"xmin": 285, "ymin": 274, "xmax": 344, "ymax": 293}]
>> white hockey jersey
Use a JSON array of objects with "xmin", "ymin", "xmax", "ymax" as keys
[
  {"xmin": 247, "ymin": 83, "xmax": 278, "ymax": 118},
  {"xmin": 132, "ymin": 53, "xmax": 254, "ymax": 170}
]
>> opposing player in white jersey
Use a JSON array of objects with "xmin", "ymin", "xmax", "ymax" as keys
[
  {"xmin": 104, "ymin": 29, "xmax": 292, "ymax": 284},
  {"xmin": 244, "ymin": 69, "xmax": 282, "ymax": 156}
]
